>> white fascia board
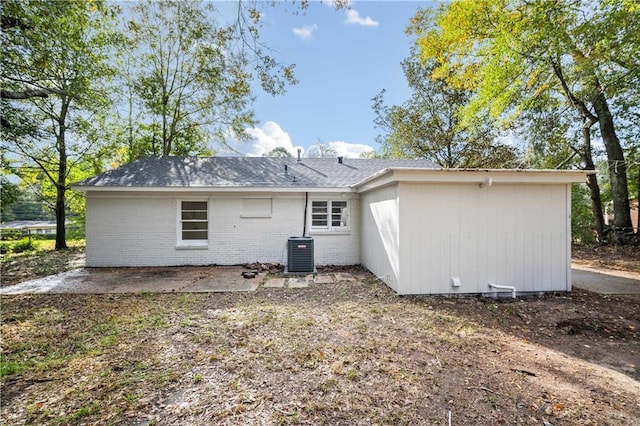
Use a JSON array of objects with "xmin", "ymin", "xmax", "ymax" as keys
[
  {"xmin": 71, "ymin": 185, "xmax": 355, "ymax": 193},
  {"xmin": 354, "ymin": 168, "xmax": 593, "ymax": 193}
]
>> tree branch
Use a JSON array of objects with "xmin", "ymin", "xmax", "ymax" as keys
[{"xmin": 1, "ymin": 88, "xmax": 49, "ymax": 100}]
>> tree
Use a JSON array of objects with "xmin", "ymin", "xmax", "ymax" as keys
[
  {"xmin": 1, "ymin": 0, "xmax": 120, "ymax": 249},
  {"xmin": 373, "ymin": 53, "xmax": 519, "ymax": 168},
  {"xmin": 0, "ymin": 153, "xmax": 20, "ymax": 220},
  {"xmin": 0, "ymin": 2, "xmax": 62, "ymax": 103},
  {"xmin": 415, "ymin": 0, "xmax": 639, "ymax": 243},
  {"xmin": 359, "ymin": 150, "xmax": 387, "ymax": 159},
  {"xmin": 519, "ymin": 99, "xmax": 606, "ymax": 241},
  {"xmin": 267, "ymin": 147, "xmax": 293, "ymax": 158},
  {"xmin": 123, "ymin": 0, "xmax": 298, "ymax": 158},
  {"xmin": 306, "ymin": 142, "xmax": 337, "ymax": 158}
]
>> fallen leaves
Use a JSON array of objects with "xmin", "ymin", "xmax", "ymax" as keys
[{"xmin": 1, "ymin": 250, "xmax": 640, "ymax": 424}]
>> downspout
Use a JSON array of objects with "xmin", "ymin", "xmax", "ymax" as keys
[
  {"xmin": 303, "ymin": 191, "xmax": 308, "ymax": 237},
  {"xmin": 488, "ymin": 283, "xmax": 517, "ymax": 299}
]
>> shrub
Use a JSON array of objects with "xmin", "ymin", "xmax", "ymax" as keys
[{"xmin": 0, "ymin": 237, "xmax": 35, "ymax": 254}]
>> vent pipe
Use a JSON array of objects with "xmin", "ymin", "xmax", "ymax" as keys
[
  {"xmin": 338, "ymin": 156, "xmax": 343, "ymax": 164},
  {"xmin": 297, "ymin": 148, "xmax": 301, "ymax": 162},
  {"xmin": 284, "ymin": 164, "xmax": 288, "ymax": 174},
  {"xmin": 488, "ymin": 282, "xmax": 516, "ymax": 299}
]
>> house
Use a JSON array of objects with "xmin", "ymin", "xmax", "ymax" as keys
[
  {"xmin": 1, "ymin": 220, "xmax": 58, "ymax": 236},
  {"xmin": 73, "ymin": 156, "xmax": 589, "ymax": 295}
]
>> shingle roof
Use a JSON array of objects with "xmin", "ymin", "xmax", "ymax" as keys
[{"xmin": 74, "ymin": 156, "xmax": 436, "ymax": 189}]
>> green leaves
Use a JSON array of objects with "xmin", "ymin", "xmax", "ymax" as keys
[
  {"xmin": 1, "ymin": 0, "xmax": 121, "ymax": 248},
  {"xmin": 123, "ymin": 0, "xmax": 257, "ymax": 157},
  {"xmin": 373, "ymin": 53, "xmax": 519, "ymax": 168},
  {"xmin": 412, "ymin": 0, "xmax": 638, "ymax": 241}
]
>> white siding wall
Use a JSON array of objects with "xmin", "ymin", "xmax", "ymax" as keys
[
  {"xmin": 397, "ymin": 182, "xmax": 570, "ymax": 295},
  {"xmin": 360, "ymin": 184, "xmax": 400, "ymax": 292},
  {"xmin": 85, "ymin": 191, "xmax": 360, "ymax": 267}
]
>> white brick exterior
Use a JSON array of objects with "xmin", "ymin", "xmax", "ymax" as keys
[{"xmin": 84, "ymin": 191, "xmax": 360, "ymax": 267}]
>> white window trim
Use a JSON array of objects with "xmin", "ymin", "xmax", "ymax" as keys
[
  {"xmin": 176, "ymin": 199, "xmax": 209, "ymax": 249},
  {"xmin": 309, "ymin": 199, "xmax": 351, "ymax": 234}
]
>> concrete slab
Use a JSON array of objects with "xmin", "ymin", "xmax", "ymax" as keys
[
  {"xmin": 287, "ymin": 276, "xmax": 311, "ymax": 288},
  {"xmin": 572, "ymin": 267, "xmax": 640, "ymax": 295},
  {"xmin": 186, "ymin": 267, "xmax": 261, "ymax": 292},
  {"xmin": 0, "ymin": 266, "xmax": 261, "ymax": 295},
  {"xmin": 263, "ymin": 278, "xmax": 286, "ymax": 288},
  {"xmin": 314, "ymin": 274, "xmax": 334, "ymax": 284},
  {"xmin": 4, "ymin": 264, "xmax": 637, "ymax": 296},
  {"xmin": 187, "ymin": 279, "xmax": 259, "ymax": 292}
]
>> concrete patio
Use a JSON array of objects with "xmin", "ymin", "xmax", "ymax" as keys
[
  {"xmin": 1, "ymin": 265, "xmax": 638, "ymax": 295},
  {"xmin": 0, "ymin": 266, "xmax": 342, "ymax": 295}
]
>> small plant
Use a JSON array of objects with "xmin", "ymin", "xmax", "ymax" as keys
[
  {"xmin": 74, "ymin": 406, "xmax": 92, "ymax": 418},
  {"xmin": 71, "ymin": 402, "xmax": 100, "ymax": 419},
  {"xmin": 193, "ymin": 373, "xmax": 203, "ymax": 383},
  {"xmin": 0, "ymin": 356, "xmax": 25, "ymax": 378},
  {"xmin": 346, "ymin": 368, "xmax": 358, "ymax": 380},
  {"xmin": 125, "ymin": 392, "xmax": 141, "ymax": 403}
]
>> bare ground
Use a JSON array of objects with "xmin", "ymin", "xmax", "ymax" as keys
[
  {"xmin": 1, "ymin": 247, "xmax": 639, "ymax": 425},
  {"xmin": 572, "ymin": 245, "xmax": 640, "ymax": 276},
  {"xmin": 0, "ymin": 246, "xmax": 85, "ymax": 288}
]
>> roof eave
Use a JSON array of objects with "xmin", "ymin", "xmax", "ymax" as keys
[
  {"xmin": 71, "ymin": 185, "xmax": 356, "ymax": 193},
  {"xmin": 353, "ymin": 168, "xmax": 594, "ymax": 193}
]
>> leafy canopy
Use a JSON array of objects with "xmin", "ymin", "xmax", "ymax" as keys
[{"xmin": 373, "ymin": 48, "xmax": 519, "ymax": 168}]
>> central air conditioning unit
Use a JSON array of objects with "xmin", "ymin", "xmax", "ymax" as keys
[{"xmin": 287, "ymin": 236, "xmax": 314, "ymax": 273}]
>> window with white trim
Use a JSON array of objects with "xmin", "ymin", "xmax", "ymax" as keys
[
  {"xmin": 179, "ymin": 201, "xmax": 208, "ymax": 243},
  {"xmin": 311, "ymin": 200, "xmax": 349, "ymax": 231}
]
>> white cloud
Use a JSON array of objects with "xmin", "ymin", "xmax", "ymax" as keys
[
  {"xmin": 222, "ymin": 122, "xmax": 374, "ymax": 159},
  {"xmin": 292, "ymin": 24, "xmax": 319, "ymax": 41},
  {"xmin": 307, "ymin": 141, "xmax": 374, "ymax": 158},
  {"xmin": 244, "ymin": 121, "xmax": 304, "ymax": 157},
  {"xmin": 344, "ymin": 9, "xmax": 379, "ymax": 27},
  {"xmin": 329, "ymin": 141, "xmax": 374, "ymax": 158}
]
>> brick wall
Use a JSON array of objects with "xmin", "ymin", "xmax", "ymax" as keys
[{"xmin": 85, "ymin": 191, "xmax": 360, "ymax": 267}]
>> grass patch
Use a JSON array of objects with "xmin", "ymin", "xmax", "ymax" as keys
[{"xmin": 0, "ymin": 353, "xmax": 26, "ymax": 378}]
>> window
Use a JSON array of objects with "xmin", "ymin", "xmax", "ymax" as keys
[
  {"xmin": 311, "ymin": 200, "xmax": 349, "ymax": 231},
  {"xmin": 179, "ymin": 201, "xmax": 208, "ymax": 243}
]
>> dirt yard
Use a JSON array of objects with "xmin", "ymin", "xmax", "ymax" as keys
[
  {"xmin": 572, "ymin": 244, "xmax": 640, "ymax": 276},
  {"xmin": 1, "ymin": 246, "xmax": 639, "ymax": 425}
]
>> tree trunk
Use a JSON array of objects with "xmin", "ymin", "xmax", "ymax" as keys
[
  {"xmin": 636, "ymin": 171, "xmax": 639, "ymax": 240},
  {"xmin": 55, "ymin": 97, "xmax": 69, "ymax": 250},
  {"xmin": 550, "ymin": 59, "xmax": 608, "ymax": 242},
  {"xmin": 55, "ymin": 184, "xmax": 67, "ymax": 250},
  {"xmin": 591, "ymin": 89, "xmax": 633, "ymax": 244},
  {"xmin": 581, "ymin": 123, "xmax": 605, "ymax": 242}
]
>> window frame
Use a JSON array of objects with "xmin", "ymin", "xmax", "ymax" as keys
[
  {"xmin": 309, "ymin": 199, "xmax": 350, "ymax": 233},
  {"xmin": 176, "ymin": 199, "xmax": 209, "ymax": 248}
]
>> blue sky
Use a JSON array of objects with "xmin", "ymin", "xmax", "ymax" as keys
[{"xmin": 219, "ymin": 1, "xmax": 434, "ymax": 157}]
